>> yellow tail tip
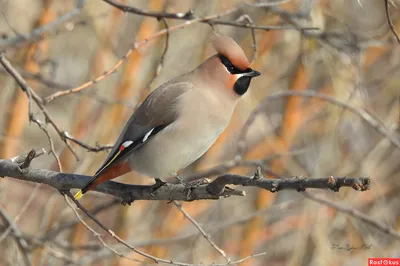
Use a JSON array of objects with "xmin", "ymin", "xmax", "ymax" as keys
[{"xmin": 74, "ymin": 190, "xmax": 84, "ymax": 200}]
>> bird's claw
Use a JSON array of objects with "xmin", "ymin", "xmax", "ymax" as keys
[{"xmin": 175, "ymin": 176, "xmax": 210, "ymax": 201}]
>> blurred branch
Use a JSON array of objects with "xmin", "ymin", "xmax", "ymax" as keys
[
  {"xmin": 0, "ymin": 53, "xmax": 114, "ymax": 156},
  {"xmin": 385, "ymin": 0, "xmax": 400, "ymax": 44},
  {"xmin": 236, "ymin": 14, "xmax": 258, "ymax": 63},
  {"xmin": 65, "ymin": 192, "xmax": 211, "ymax": 266},
  {"xmin": 103, "ymin": 0, "xmax": 317, "ymax": 31},
  {"xmin": 40, "ymin": 199, "xmax": 119, "ymax": 242},
  {"xmin": 0, "ymin": 0, "xmax": 85, "ymax": 50},
  {"xmin": 0, "ymin": 52, "xmax": 71, "ymax": 169},
  {"xmin": 0, "ymin": 183, "xmax": 40, "ymax": 245},
  {"xmin": 44, "ymin": 2, "xmax": 318, "ymax": 103},
  {"xmin": 303, "ymin": 192, "xmax": 400, "ymax": 240},
  {"xmin": 0, "ymin": 206, "xmax": 32, "ymax": 266},
  {"xmin": 173, "ymin": 201, "xmax": 230, "ymax": 262},
  {"xmin": 0, "ymin": 157, "xmax": 369, "ymax": 203},
  {"xmin": 103, "ymin": 0, "xmax": 196, "ymax": 19},
  {"xmin": 65, "ymin": 191, "xmax": 270, "ymax": 266},
  {"xmin": 237, "ymin": 90, "xmax": 400, "ymax": 156},
  {"xmin": 63, "ymin": 194, "xmax": 143, "ymax": 264}
]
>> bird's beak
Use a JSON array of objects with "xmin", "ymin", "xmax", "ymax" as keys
[{"xmin": 244, "ymin": 69, "xmax": 261, "ymax": 78}]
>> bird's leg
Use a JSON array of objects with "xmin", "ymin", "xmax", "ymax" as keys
[
  {"xmin": 121, "ymin": 196, "xmax": 135, "ymax": 206},
  {"xmin": 149, "ymin": 178, "xmax": 167, "ymax": 196},
  {"xmin": 171, "ymin": 173, "xmax": 193, "ymax": 200},
  {"xmin": 172, "ymin": 173, "xmax": 211, "ymax": 201},
  {"xmin": 172, "ymin": 172, "xmax": 186, "ymax": 185}
]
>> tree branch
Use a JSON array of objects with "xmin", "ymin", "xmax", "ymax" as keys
[
  {"xmin": 0, "ymin": 156, "xmax": 370, "ymax": 204},
  {"xmin": 0, "ymin": 0, "xmax": 85, "ymax": 49},
  {"xmin": 102, "ymin": 0, "xmax": 318, "ymax": 32}
]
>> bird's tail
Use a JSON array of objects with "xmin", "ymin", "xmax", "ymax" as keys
[
  {"xmin": 74, "ymin": 161, "xmax": 131, "ymax": 200},
  {"xmin": 74, "ymin": 177, "xmax": 97, "ymax": 200},
  {"xmin": 74, "ymin": 190, "xmax": 84, "ymax": 200}
]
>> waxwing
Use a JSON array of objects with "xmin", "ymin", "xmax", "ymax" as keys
[{"xmin": 74, "ymin": 34, "xmax": 260, "ymax": 199}]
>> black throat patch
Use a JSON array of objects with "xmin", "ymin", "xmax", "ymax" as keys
[{"xmin": 233, "ymin": 76, "xmax": 251, "ymax": 95}]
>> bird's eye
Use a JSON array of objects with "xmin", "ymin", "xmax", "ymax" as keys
[
  {"xmin": 219, "ymin": 55, "xmax": 235, "ymax": 73},
  {"xmin": 219, "ymin": 54, "xmax": 245, "ymax": 75}
]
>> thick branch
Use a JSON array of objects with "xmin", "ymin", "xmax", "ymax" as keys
[{"xmin": 0, "ymin": 157, "xmax": 370, "ymax": 204}]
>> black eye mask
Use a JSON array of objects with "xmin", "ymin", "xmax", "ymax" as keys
[{"xmin": 219, "ymin": 54, "xmax": 252, "ymax": 74}]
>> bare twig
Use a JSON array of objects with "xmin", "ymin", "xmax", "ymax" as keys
[
  {"xmin": 237, "ymin": 90, "xmax": 400, "ymax": 156},
  {"xmin": 206, "ymin": 174, "xmax": 370, "ymax": 195},
  {"xmin": 0, "ymin": 53, "xmax": 111, "ymax": 155},
  {"xmin": 42, "ymin": 5, "xmax": 242, "ymax": 103},
  {"xmin": 148, "ymin": 17, "xmax": 170, "ymax": 85},
  {"xmin": 303, "ymin": 192, "xmax": 400, "ymax": 240},
  {"xmin": 65, "ymin": 192, "xmax": 204, "ymax": 266},
  {"xmin": 103, "ymin": 0, "xmax": 315, "ymax": 33},
  {"xmin": 41, "ymin": 199, "xmax": 119, "ymax": 242},
  {"xmin": 10, "ymin": 148, "xmax": 45, "ymax": 169},
  {"xmin": 173, "ymin": 201, "xmax": 231, "ymax": 262},
  {"xmin": 0, "ymin": 0, "xmax": 86, "ymax": 49},
  {"xmin": 63, "ymin": 194, "xmax": 143, "ymax": 263},
  {"xmin": 236, "ymin": 14, "xmax": 258, "ymax": 63},
  {"xmin": 44, "ymin": 3, "xmax": 318, "ymax": 103},
  {"xmin": 0, "ymin": 52, "xmax": 79, "ymax": 161},
  {"xmin": 0, "ymin": 206, "xmax": 32, "ymax": 266},
  {"xmin": 62, "ymin": 132, "xmax": 113, "ymax": 152},
  {"xmin": 385, "ymin": 0, "xmax": 400, "ymax": 44},
  {"xmin": 0, "ymin": 184, "xmax": 41, "ymax": 244}
]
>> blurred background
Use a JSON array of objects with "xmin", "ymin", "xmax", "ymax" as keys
[{"xmin": 0, "ymin": 0, "xmax": 400, "ymax": 265}]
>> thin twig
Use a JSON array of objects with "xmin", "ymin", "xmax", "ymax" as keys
[
  {"xmin": 103, "ymin": 0, "xmax": 316, "ymax": 33},
  {"xmin": 0, "ymin": 206, "xmax": 32, "ymax": 266},
  {"xmin": 237, "ymin": 90, "xmax": 400, "ymax": 156},
  {"xmin": 44, "ymin": 3, "xmax": 318, "ymax": 103},
  {"xmin": 173, "ymin": 201, "xmax": 231, "ymax": 262},
  {"xmin": 303, "ymin": 192, "xmax": 400, "ymax": 240},
  {"xmin": 41, "ymin": 199, "xmax": 119, "ymax": 242},
  {"xmin": 236, "ymin": 14, "xmax": 258, "ymax": 64},
  {"xmin": 0, "ymin": 52, "xmax": 79, "ymax": 161},
  {"xmin": 0, "ymin": 0, "xmax": 86, "ymax": 49},
  {"xmin": 0, "ymin": 53, "xmax": 110, "ymax": 155},
  {"xmin": 385, "ymin": 0, "xmax": 400, "ymax": 44},
  {"xmin": 0, "ymin": 184, "xmax": 41, "ymax": 244},
  {"xmin": 63, "ymin": 194, "xmax": 143, "ymax": 263},
  {"xmin": 43, "ymin": 5, "xmax": 242, "ymax": 103},
  {"xmin": 65, "ymin": 192, "xmax": 204, "ymax": 266},
  {"xmin": 63, "ymin": 132, "xmax": 113, "ymax": 152}
]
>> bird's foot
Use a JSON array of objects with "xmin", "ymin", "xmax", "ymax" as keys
[
  {"xmin": 121, "ymin": 196, "xmax": 135, "ymax": 206},
  {"xmin": 173, "ymin": 174, "xmax": 210, "ymax": 201},
  {"xmin": 149, "ymin": 178, "xmax": 167, "ymax": 196}
]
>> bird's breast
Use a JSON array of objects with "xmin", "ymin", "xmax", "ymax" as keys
[{"xmin": 128, "ymin": 87, "xmax": 236, "ymax": 179}]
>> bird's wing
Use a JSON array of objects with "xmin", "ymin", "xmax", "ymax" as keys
[{"xmin": 74, "ymin": 81, "xmax": 192, "ymax": 198}]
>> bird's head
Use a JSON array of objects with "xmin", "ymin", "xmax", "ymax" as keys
[{"xmin": 198, "ymin": 34, "xmax": 260, "ymax": 97}]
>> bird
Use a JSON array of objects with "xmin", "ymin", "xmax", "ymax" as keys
[{"xmin": 74, "ymin": 34, "xmax": 260, "ymax": 200}]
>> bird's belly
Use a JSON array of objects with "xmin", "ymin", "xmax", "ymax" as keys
[{"xmin": 127, "ymin": 121, "xmax": 228, "ymax": 179}]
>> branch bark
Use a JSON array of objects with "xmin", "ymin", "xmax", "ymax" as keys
[{"xmin": 0, "ymin": 156, "xmax": 370, "ymax": 204}]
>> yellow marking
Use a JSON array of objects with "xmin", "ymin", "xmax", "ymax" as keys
[
  {"xmin": 74, "ymin": 150, "xmax": 122, "ymax": 200},
  {"xmin": 74, "ymin": 190, "xmax": 83, "ymax": 200},
  {"xmin": 101, "ymin": 150, "xmax": 121, "ymax": 172}
]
